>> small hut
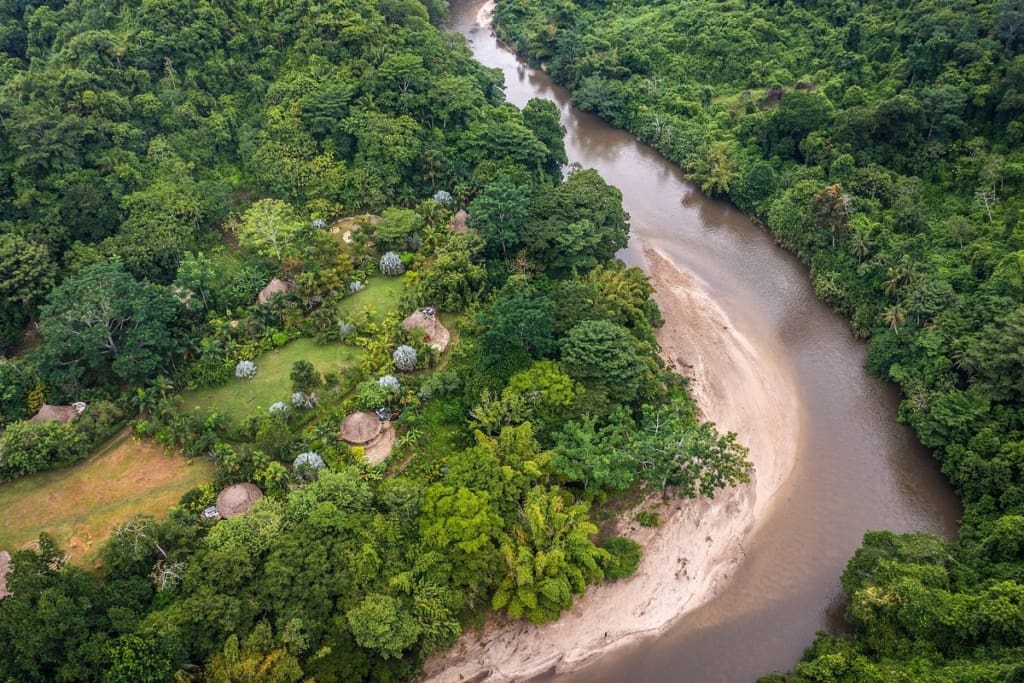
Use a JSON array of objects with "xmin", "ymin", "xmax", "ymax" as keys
[
  {"xmin": 451, "ymin": 209, "xmax": 470, "ymax": 234},
  {"xmin": 402, "ymin": 307, "xmax": 451, "ymax": 353},
  {"xmin": 0, "ymin": 550, "xmax": 10, "ymax": 600},
  {"xmin": 341, "ymin": 411, "xmax": 384, "ymax": 447},
  {"xmin": 256, "ymin": 278, "xmax": 294, "ymax": 305},
  {"xmin": 29, "ymin": 403, "xmax": 83, "ymax": 424},
  {"xmin": 215, "ymin": 483, "xmax": 263, "ymax": 519}
]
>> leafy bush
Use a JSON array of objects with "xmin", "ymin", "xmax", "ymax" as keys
[
  {"xmin": 379, "ymin": 251, "xmax": 405, "ymax": 277},
  {"xmin": 417, "ymin": 369, "xmax": 462, "ymax": 399},
  {"xmin": 234, "ymin": 360, "xmax": 257, "ymax": 379},
  {"xmin": 355, "ymin": 379, "xmax": 390, "ymax": 410},
  {"xmin": 74, "ymin": 400, "xmax": 126, "ymax": 447},
  {"xmin": 601, "ymin": 537, "xmax": 642, "ymax": 579},
  {"xmin": 376, "ymin": 208, "xmax": 421, "ymax": 251},
  {"xmin": 338, "ymin": 320, "xmax": 357, "ymax": 338},
  {"xmin": 0, "ymin": 360, "xmax": 34, "ymax": 427},
  {"xmin": 292, "ymin": 391, "xmax": 317, "ymax": 408},
  {"xmin": 406, "ymin": 232, "xmax": 422, "ymax": 252},
  {"xmin": 393, "ymin": 345, "xmax": 418, "ymax": 371},
  {"xmin": 378, "ymin": 374, "xmax": 400, "ymax": 392},
  {"xmin": 0, "ymin": 420, "xmax": 89, "ymax": 481},
  {"xmin": 292, "ymin": 452, "xmax": 325, "ymax": 481},
  {"xmin": 635, "ymin": 511, "xmax": 661, "ymax": 528}
]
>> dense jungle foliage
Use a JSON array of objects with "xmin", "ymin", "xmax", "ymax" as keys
[
  {"xmin": 0, "ymin": 0, "xmax": 753, "ymax": 681},
  {"xmin": 494, "ymin": 0, "xmax": 1024, "ymax": 679}
]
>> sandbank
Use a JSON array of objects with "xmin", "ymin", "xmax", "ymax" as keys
[{"xmin": 421, "ymin": 246, "xmax": 799, "ymax": 681}]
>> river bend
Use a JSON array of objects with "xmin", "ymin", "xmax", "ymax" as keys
[{"xmin": 448, "ymin": 2, "xmax": 962, "ymax": 680}]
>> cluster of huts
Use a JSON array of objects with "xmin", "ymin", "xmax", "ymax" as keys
[{"xmin": 201, "ymin": 220, "xmax": 463, "ymax": 523}]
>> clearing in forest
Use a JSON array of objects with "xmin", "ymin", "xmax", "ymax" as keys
[
  {"xmin": 181, "ymin": 339, "xmax": 363, "ymax": 422},
  {"xmin": 0, "ymin": 432, "xmax": 216, "ymax": 567},
  {"xmin": 181, "ymin": 277, "xmax": 405, "ymax": 422}
]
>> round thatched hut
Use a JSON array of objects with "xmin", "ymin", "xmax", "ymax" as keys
[
  {"xmin": 29, "ymin": 404, "xmax": 83, "ymax": 424},
  {"xmin": 341, "ymin": 411, "xmax": 383, "ymax": 446},
  {"xmin": 451, "ymin": 209, "xmax": 470, "ymax": 234},
  {"xmin": 402, "ymin": 308, "xmax": 451, "ymax": 353},
  {"xmin": 215, "ymin": 483, "xmax": 263, "ymax": 519},
  {"xmin": 256, "ymin": 278, "xmax": 294, "ymax": 305}
]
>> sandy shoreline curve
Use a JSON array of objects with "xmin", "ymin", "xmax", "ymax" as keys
[{"xmin": 421, "ymin": 246, "xmax": 800, "ymax": 682}]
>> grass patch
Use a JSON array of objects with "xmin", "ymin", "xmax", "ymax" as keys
[
  {"xmin": 0, "ymin": 431, "xmax": 215, "ymax": 567},
  {"xmin": 339, "ymin": 275, "xmax": 406, "ymax": 319},
  {"xmin": 183, "ymin": 339, "xmax": 363, "ymax": 422}
]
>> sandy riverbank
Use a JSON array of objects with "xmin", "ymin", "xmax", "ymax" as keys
[{"xmin": 421, "ymin": 247, "xmax": 799, "ymax": 681}]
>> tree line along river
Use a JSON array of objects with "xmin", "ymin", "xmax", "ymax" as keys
[{"xmin": 449, "ymin": 1, "xmax": 962, "ymax": 680}]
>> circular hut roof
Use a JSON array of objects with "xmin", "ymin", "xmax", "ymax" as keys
[
  {"xmin": 29, "ymin": 404, "xmax": 80, "ymax": 424},
  {"xmin": 341, "ymin": 411, "xmax": 383, "ymax": 445},
  {"xmin": 215, "ymin": 483, "xmax": 264, "ymax": 519},
  {"xmin": 257, "ymin": 278, "xmax": 294, "ymax": 305},
  {"xmin": 451, "ymin": 209, "xmax": 470, "ymax": 234},
  {"xmin": 402, "ymin": 310, "xmax": 451, "ymax": 353}
]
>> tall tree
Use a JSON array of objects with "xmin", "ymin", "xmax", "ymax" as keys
[{"xmin": 35, "ymin": 260, "xmax": 181, "ymax": 391}]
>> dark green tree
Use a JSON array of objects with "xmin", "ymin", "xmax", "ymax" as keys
[
  {"xmin": 560, "ymin": 320, "xmax": 646, "ymax": 401},
  {"xmin": 35, "ymin": 261, "xmax": 181, "ymax": 391}
]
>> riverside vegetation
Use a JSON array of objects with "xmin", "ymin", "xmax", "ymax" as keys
[
  {"xmin": 494, "ymin": 0, "xmax": 1024, "ymax": 680},
  {"xmin": 0, "ymin": 1, "xmax": 752, "ymax": 681}
]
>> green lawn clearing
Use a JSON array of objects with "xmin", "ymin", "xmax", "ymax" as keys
[
  {"xmin": 0, "ymin": 431, "xmax": 215, "ymax": 567},
  {"xmin": 338, "ymin": 275, "xmax": 406, "ymax": 319},
  {"xmin": 183, "ymin": 338, "xmax": 363, "ymax": 422}
]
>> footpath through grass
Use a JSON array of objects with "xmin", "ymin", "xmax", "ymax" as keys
[{"xmin": 0, "ymin": 431, "xmax": 215, "ymax": 567}]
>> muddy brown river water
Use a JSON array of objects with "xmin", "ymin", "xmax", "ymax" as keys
[{"xmin": 448, "ymin": 1, "xmax": 963, "ymax": 680}]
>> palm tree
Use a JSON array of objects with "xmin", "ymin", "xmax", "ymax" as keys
[
  {"xmin": 849, "ymin": 229, "xmax": 873, "ymax": 260},
  {"xmin": 882, "ymin": 304, "xmax": 907, "ymax": 333},
  {"xmin": 883, "ymin": 261, "xmax": 914, "ymax": 299}
]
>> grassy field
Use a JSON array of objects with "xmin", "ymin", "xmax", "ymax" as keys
[
  {"xmin": 183, "ymin": 338, "xmax": 363, "ymax": 421},
  {"xmin": 338, "ymin": 275, "xmax": 406, "ymax": 318},
  {"xmin": 0, "ymin": 431, "xmax": 215, "ymax": 567}
]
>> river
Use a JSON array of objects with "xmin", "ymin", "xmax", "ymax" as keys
[{"xmin": 446, "ymin": 1, "xmax": 963, "ymax": 681}]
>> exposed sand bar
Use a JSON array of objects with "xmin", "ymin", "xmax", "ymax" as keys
[{"xmin": 422, "ymin": 247, "xmax": 800, "ymax": 681}]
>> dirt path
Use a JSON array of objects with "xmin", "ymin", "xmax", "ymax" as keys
[{"xmin": 421, "ymin": 247, "xmax": 800, "ymax": 681}]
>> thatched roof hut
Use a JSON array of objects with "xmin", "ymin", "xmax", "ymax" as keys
[
  {"xmin": 402, "ymin": 308, "xmax": 451, "ymax": 353},
  {"xmin": 451, "ymin": 209, "xmax": 470, "ymax": 234},
  {"xmin": 215, "ymin": 483, "xmax": 263, "ymax": 519},
  {"xmin": 29, "ymin": 404, "xmax": 82, "ymax": 424},
  {"xmin": 0, "ymin": 551, "xmax": 10, "ymax": 600},
  {"xmin": 341, "ymin": 411, "xmax": 383, "ymax": 446},
  {"xmin": 257, "ymin": 278, "xmax": 294, "ymax": 305},
  {"xmin": 363, "ymin": 423, "xmax": 396, "ymax": 466}
]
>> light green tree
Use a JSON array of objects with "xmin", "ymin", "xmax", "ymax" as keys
[
  {"xmin": 236, "ymin": 199, "xmax": 306, "ymax": 263},
  {"xmin": 491, "ymin": 486, "xmax": 608, "ymax": 624}
]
